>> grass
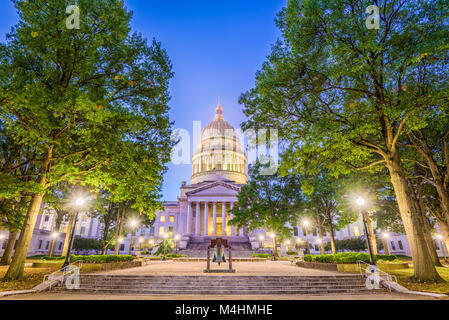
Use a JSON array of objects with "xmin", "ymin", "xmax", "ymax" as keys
[
  {"xmin": 0, "ymin": 266, "xmax": 60, "ymax": 292},
  {"xmin": 387, "ymin": 266, "xmax": 449, "ymax": 295}
]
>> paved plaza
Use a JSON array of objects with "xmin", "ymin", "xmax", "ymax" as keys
[{"xmin": 97, "ymin": 260, "xmax": 343, "ymax": 276}]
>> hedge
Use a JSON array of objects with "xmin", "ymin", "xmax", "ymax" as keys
[
  {"xmin": 70, "ymin": 255, "xmax": 135, "ymax": 263},
  {"xmin": 303, "ymin": 252, "xmax": 399, "ymax": 264},
  {"xmin": 252, "ymin": 253, "xmax": 271, "ymax": 258},
  {"xmin": 166, "ymin": 254, "xmax": 187, "ymax": 258},
  {"xmin": 40, "ymin": 256, "xmax": 66, "ymax": 261}
]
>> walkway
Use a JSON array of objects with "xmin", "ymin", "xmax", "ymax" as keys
[{"xmin": 96, "ymin": 260, "xmax": 342, "ymax": 276}]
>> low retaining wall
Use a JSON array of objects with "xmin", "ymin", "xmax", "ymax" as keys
[
  {"xmin": 173, "ymin": 258, "xmax": 267, "ymax": 262},
  {"xmin": 31, "ymin": 261, "xmax": 143, "ymax": 272},
  {"xmin": 296, "ymin": 261, "xmax": 409, "ymax": 273}
]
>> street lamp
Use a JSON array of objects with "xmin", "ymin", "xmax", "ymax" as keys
[
  {"xmin": 270, "ymin": 232, "xmax": 277, "ymax": 261},
  {"xmin": 437, "ymin": 234, "xmax": 448, "ymax": 263},
  {"xmin": 128, "ymin": 219, "xmax": 139, "ymax": 255},
  {"xmin": 258, "ymin": 235, "xmax": 265, "ymax": 253},
  {"xmin": 356, "ymin": 196, "xmax": 375, "ymax": 265},
  {"xmin": 62, "ymin": 196, "xmax": 85, "ymax": 270},
  {"xmin": 302, "ymin": 220, "xmax": 311, "ymax": 254},
  {"xmin": 174, "ymin": 234, "xmax": 180, "ymax": 254},
  {"xmin": 162, "ymin": 232, "xmax": 169, "ymax": 260}
]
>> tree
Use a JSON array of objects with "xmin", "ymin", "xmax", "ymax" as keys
[
  {"xmin": 1, "ymin": 0, "xmax": 174, "ymax": 281},
  {"xmin": 230, "ymin": 162, "xmax": 302, "ymax": 258},
  {"xmin": 240, "ymin": 0, "xmax": 448, "ymax": 282},
  {"xmin": 155, "ymin": 238, "xmax": 173, "ymax": 258}
]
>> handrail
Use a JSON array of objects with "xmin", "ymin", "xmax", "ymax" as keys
[
  {"xmin": 356, "ymin": 260, "xmax": 398, "ymax": 291},
  {"xmin": 42, "ymin": 260, "xmax": 83, "ymax": 289}
]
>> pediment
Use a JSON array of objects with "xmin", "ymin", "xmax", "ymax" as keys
[{"xmin": 186, "ymin": 181, "xmax": 240, "ymax": 196}]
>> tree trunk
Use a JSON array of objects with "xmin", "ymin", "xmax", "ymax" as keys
[
  {"xmin": 3, "ymin": 194, "xmax": 45, "ymax": 281},
  {"xmin": 0, "ymin": 231, "xmax": 18, "ymax": 266},
  {"xmin": 61, "ymin": 212, "xmax": 75, "ymax": 258},
  {"xmin": 328, "ymin": 223, "xmax": 337, "ymax": 254},
  {"xmin": 316, "ymin": 209, "xmax": 326, "ymax": 254},
  {"xmin": 382, "ymin": 237, "xmax": 390, "ymax": 255},
  {"xmin": 365, "ymin": 213, "xmax": 378, "ymax": 255},
  {"xmin": 415, "ymin": 182, "xmax": 442, "ymax": 266},
  {"xmin": 387, "ymin": 153, "xmax": 442, "ymax": 282},
  {"xmin": 272, "ymin": 236, "xmax": 279, "ymax": 259},
  {"xmin": 48, "ymin": 219, "xmax": 63, "ymax": 257},
  {"xmin": 114, "ymin": 207, "xmax": 125, "ymax": 255}
]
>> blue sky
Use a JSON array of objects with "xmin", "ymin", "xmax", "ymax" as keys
[{"xmin": 0, "ymin": 0, "xmax": 284, "ymax": 201}]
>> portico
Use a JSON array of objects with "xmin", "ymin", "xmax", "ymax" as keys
[{"xmin": 185, "ymin": 199, "xmax": 243, "ymax": 237}]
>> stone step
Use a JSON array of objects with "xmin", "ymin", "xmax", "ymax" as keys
[
  {"xmin": 67, "ymin": 288, "xmax": 385, "ymax": 295},
  {"xmin": 78, "ymin": 284, "xmax": 369, "ymax": 290}
]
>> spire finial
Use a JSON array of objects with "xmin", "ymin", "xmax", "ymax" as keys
[{"xmin": 214, "ymin": 94, "xmax": 224, "ymax": 120}]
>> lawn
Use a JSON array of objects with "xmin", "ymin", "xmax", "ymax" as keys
[
  {"xmin": 0, "ymin": 266, "xmax": 60, "ymax": 292},
  {"xmin": 387, "ymin": 266, "xmax": 449, "ymax": 295}
]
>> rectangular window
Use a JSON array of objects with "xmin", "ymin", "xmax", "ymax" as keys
[
  {"xmin": 83, "ymin": 215, "xmax": 88, "ymax": 222},
  {"xmin": 398, "ymin": 240, "xmax": 404, "ymax": 250},
  {"xmin": 149, "ymin": 227, "xmax": 155, "ymax": 236},
  {"xmin": 2, "ymin": 240, "xmax": 6, "ymax": 249},
  {"xmin": 159, "ymin": 226, "xmax": 165, "ymax": 236},
  {"xmin": 169, "ymin": 216, "xmax": 174, "ymax": 223},
  {"xmin": 353, "ymin": 226, "xmax": 360, "ymax": 237},
  {"xmin": 390, "ymin": 241, "xmax": 396, "ymax": 250},
  {"xmin": 266, "ymin": 231, "xmax": 271, "ymax": 237},
  {"xmin": 37, "ymin": 240, "xmax": 43, "ymax": 249},
  {"xmin": 45, "ymin": 241, "xmax": 50, "ymax": 250},
  {"xmin": 168, "ymin": 226, "xmax": 174, "ymax": 236},
  {"xmin": 80, "ymin": 227, "xmax": 86, "ymax": 235},
  {"xmin": 160, "ymin": 216, "xmax": 165, "ymax": 222},
  {"xmin": 44, "ymin": 215, "xmax": 50, "ymax": 222},
  {"xmin": 58, "ymin": 242, "xmax": 63, "ymax": 250},
  {"xmin": 293, "ymin": 228, "xmax": 298, "ymax": 237},
  {"xmin": 119, "ymin": 244, "xmax": 125, "ymax": 251}
]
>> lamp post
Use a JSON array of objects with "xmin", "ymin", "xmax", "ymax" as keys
[
  {"xmin": 382, "ymin": 232, "xmax": 390, "ymax": 256},
  {"xmin": 48, "ymin": 232, "xmax": 59, "ymax": 257},
  {"xmin": 128, "ymin": 220, "xmax": 138, "ymax": 255},
  {"xmin": 162, "ymin": 232, "xmax": 169, "ymax": 260},
  {"xmin": 356, "ymin": 197, "xmax": 375, "ymax": 265},
  {"xmin": 258, "ymin": 235, "xmax": 265, "ymax": 253},
  {"xmin": 148, "ymin": 239, "xmax": 154, "ymax": 255},
  {"xmin": 62, "ymin": 197, "xmax": 85, "ymax": 270},
  {"xmin": 271, "ymin": 232, "xmax": 277, "ymax": 261},
  {"xmin": 437, "ymin": 234, "xmax": 448, "ymax": 263},
  {"xmin": 302, "ymin": 220, "xmax": 311, "ymax": 254},
  {"xmin": 174, "ymin": 234, "xmax": 180, "ymax": 255}
]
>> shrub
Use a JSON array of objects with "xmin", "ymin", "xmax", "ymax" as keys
[
  {"xmin": 252, "ymin": 253, "xmax": 271, "ymax": 258},
  {"xmin": 286, "ymin": 250, "xmax": 297, "ymax": 255},
  {"xmin": 302, "ymin": 252, "xmax": 400, "ymax": 264},
  {"xmin": 41, "ymin": 256, "xmax": 66, "ymax": 261},
  {"xmin": 70, "ymin": 255, "xmax": 134, "ymax": 263},
  {"xmin": 166, "ymin": 254, "xmax": 187, "ymax": 258}
]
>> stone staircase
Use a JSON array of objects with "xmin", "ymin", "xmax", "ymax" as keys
[{"xmin": 60, "ymin": 275, "xmax": 387, "ymax": 295}]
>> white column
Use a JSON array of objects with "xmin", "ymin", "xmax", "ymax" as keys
[
  {"xmin": 195, "ymin": 202, "xmax": 200, "ymax": 236},
  {"xmin": 222, "ymin": 201, "xmax": 226, "ymax": 236},
  {"xmin": 186, "ymin": 201, "xmax": 192, "ymax": 234},
  {"xmin": 240, "ymin": 226, "xmax": 244, "ymax": 237},
  {"xmin": 230, "ymin": 202, "xmax": 235, "ymax": 236},
  {"xmin": 212, "ymin": 202, "xmax": 217, "ymax": 236},
  {"xmin": 203, "ymin": 202, "xmax": 209, "ymax": 236}
]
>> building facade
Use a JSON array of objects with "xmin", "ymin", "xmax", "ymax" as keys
[{"xmin": 1, "ymin": 101, "xmax": 448, "ymax": 258}]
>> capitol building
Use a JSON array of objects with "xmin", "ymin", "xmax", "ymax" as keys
[{"xmin": 1, "ymin": 100, "xmax": 442, "ymax": 258}]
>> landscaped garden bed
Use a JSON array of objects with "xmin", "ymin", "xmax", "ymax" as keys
[
  {"xmin": 30, "ymin": 255, "xmax": 142, "ymax": 272},
  {"xmin": 297, "ymin": 252, "xmax": 409, "ymax": 273}
]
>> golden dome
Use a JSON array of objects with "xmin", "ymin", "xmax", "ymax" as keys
[{"xmin": 191, "ymin": 99, "xmax": 247, "ymax": 184}]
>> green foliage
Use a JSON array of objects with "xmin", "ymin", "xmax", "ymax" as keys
[
  {"xmin": 40, "ymin": 256, "xmax": 65, "ymax": 261},
  {"xmin": 252, "ymin": 253, "xmax": 271, "ymax": 258},
  {"xmin": 73, "ymin": 238, "xmax": 103, "ymax": 252},
  {"xmin": 230, "ymin": 162, "xmax": 302, "ymax": 241},
  {"xmin": 304, "ymin": 252, "xmax": 398, "ymax": 264},
  {"xmin": 286, "ymin": 250, "xmax": 297, "ymax": 255},
  {"xmin": 70, "ymin": 254, "xmax": 134, "ymax": 263},
  {"xmin": 324, "ymin": 238, "xmax": 367, "ymax": 252},
  {"xmin": 166, "ymin": 254, "xmax": 187, "ymax": 258},
  {"xmin": 155, "ymin": 238, "xmax": 173, "ymax": 256}
]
